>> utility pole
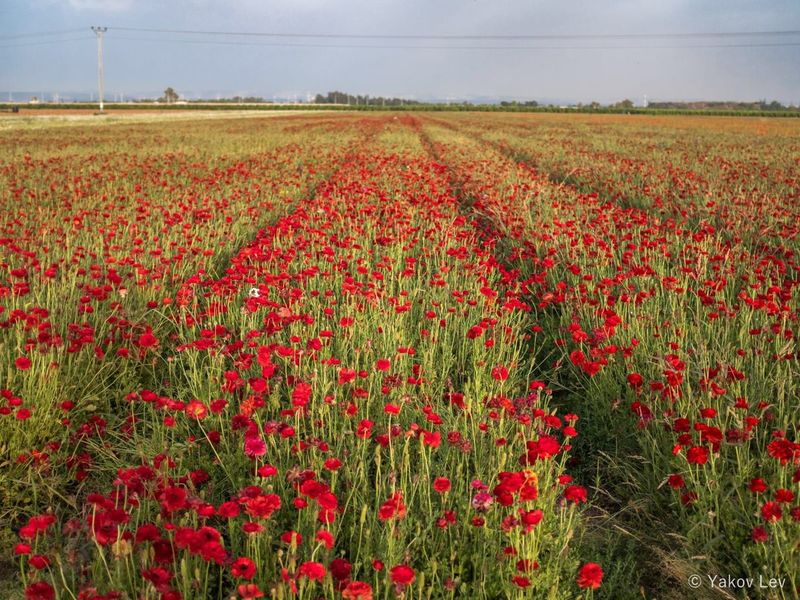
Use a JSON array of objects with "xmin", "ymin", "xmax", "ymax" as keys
[{"xmin": 91, "ymin": 26, "xmax": 108, "ymax": 112}]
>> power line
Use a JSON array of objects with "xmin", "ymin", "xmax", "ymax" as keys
[
  {"xmin": 108, "ymin": 35, "xmax": 800, "ymax": 51},
  {"xmin": 0, "ymin": 36, "xmax": 93, "ymax": 49},
  {"xmin": 1, "ymin": 31, "xmax": 797, "ymax": 51},
  {"xmin": 109, "ymin": 25, "xmax": 800, "ymax": 41},
  {"xmin": 0, "ymin": 28, "xmax": 87, "ymax": 41}
]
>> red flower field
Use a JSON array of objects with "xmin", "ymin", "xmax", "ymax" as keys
[{"xmin": 0, "ymin": 112, "xmax": 797, "ymax": 599}]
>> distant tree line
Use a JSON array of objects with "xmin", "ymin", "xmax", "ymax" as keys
[
  {"xmin": 499, "ymin": 100, "xmax": 539, "ymax": 107},
  {"xmin": 212, "ymin": 96, "xmax": 268, "ymax": 103},
  {"xmin": 314, "ymin": 91, "xmax": 422, "ymax": 106},
  {"xmin": 644, "ymin": 100, "xmax": 794, "ymax": 111}
]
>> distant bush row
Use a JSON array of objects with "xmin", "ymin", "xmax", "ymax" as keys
[{"xmin": 4, "ymin": 102, "xmax": 800, "ymax": 117}]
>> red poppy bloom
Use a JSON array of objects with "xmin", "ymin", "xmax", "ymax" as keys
[
  {"xmin": 238, "ymin": 583, "xmax": 265, "ymax": 598},
  {"xmin": 292, "ymin": 382, "xmax": 312, "ymax": 407},
  {"xmin": 491, "ymin": 365, "xmax": 509, "ymax": 381},
  {"xmin": 512, "ymin": 576, "xmax": 531, "ymax": 588},
  {"xmin": 218, "ymin": 501, "xmax": 240, "ymax": 518},
  {"xmin": 342, "ymin": 581, "xmax": 373, "ymax": 600},
  {"xmin": 137, "ymin": 331, "xmax": 159, "ymax": 349},
  {"xmin": 231, "ymin": 557, "xmax": 257, "ymax": 579},
  {"xmin": 627, "ymin": 373, "xmax": 643, "ymax": 387},
  {"xmin": 761, "ymin": 501, "xmax": 782, "ymax": 522},
  {"xmin": 686, "ymin": 446, "xmax": 709, "ymax": 465},
  {"xmin": 389, "ymin": 564, "xmax": 415, "ymax": 586},
  {"xmin": 25, "ymin": 581, "xmax": 54, "ymax": 600},
  {"xmin": 244, "ymin": 436, "xmax": 267, "ymax": 458},
  {"xmin": 280, "ymin": 530, "xmax": 302, "ymax": 546},
  {"xmin": 378, "ymin": 491, "xmax": 407, "ymax": 521},
  {"xmin": 667, "ymin": 474, "xmax": 685, "ymax": 489},
  {"xmin": 160, "ymin": 486, "xmax": 188, "ymax": 512},
  {"xmin": 576, "ymin": 562, "xmax": 604, "ymax": 589},
  {"xmin": 563, "ymin": 485, "xmax": 588, "ymax": 504},
  {"xmin": 245, "ymin": 494, "xmax": 281, "ymax": 519},
  {"xmin": 15, "ymin": 356, "xmax": 32, "ymax": 370},
  {"xmin": 752, "ymin": 526, "xmax": 769, "ymax": 542},
  {"xmin": 297, "ymin": 561, "xmax": 326, "ymax": 581},
  {"xmin": 316, "ymin": 529, "xmax": 334, "ymax": 549},
  {"xmin": 14, "ymin": 543, "xmax": 31, "ymax": 555},
  {"xmin": 330, "ymin": 557, "xmax": 352, "ymax": 582},
  {"xmin": 28, "ymin": 555, "xmax": 50, "ymax": 570},
  {"xmin": 433, "ymin": 477, "xmax": 451, "ymax": 493}
]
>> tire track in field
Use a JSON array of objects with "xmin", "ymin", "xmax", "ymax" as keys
[
  {"xmin": 412, "ymin": 115, "xmax": 690, "ymax": 600},
  {"xmin": 429, "ymin": 116, "xmax": 800, "ymax": 269}
]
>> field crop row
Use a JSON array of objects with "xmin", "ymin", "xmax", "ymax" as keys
[{"xmin": 1, "ymin": 113, "xmax": 797, "ymax": 599}]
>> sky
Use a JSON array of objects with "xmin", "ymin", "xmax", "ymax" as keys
[{"xmin": 1, "ymin": 0, "xmax": 799, "ymax": 104}]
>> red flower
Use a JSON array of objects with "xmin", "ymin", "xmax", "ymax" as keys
[
  {"xmin": 512, "ymin": 576, "xmax": 531, "ymax": 588},
  {"xmin": 330, "ymin": 557, "xmax": 352, "ymax": 582},
  {"xmin": 520, "ymin": 509, "xmax": 543, "ymax": 529},
  {"xmin": 627, "ymin": 373, "xmax": 643, "ymax": 387},
  {"xmin": 137, "ymin": 331, "xmax": 159, "ymax": 349},
  {"xmin": 667, "ymin": 474, "xmax": 685, "ymax": 489},
  {"xmin": 686, "ymin": 446, "xmax": 709, "ymax": 465},
  {"xmin": 15, "ymin": 356, "xmax": 32, "ymax": 371},
  {"xmin": 25, "ymin": 581, "xmax": 54, "ymax": 600},
  {"xmin": 324, "ymin": 457, "xmax": 342, "ymax": 471},
  {"xmin": 280, "ymin": 530, "xmax": 302, "ymax": 546},
  {"xmin": 576, "ymin": 562, "xmax": 604, "ymax": 589},
  {"xmin": 761, "ymin": 501, "xmax": 782, "ymax": 523},
  {"xmin": 142, "ymin": 567, "xmax": 172, "ymax": 588},
  {"xmin": 563, "ymin": 485, "xmax": 588, "ymax": 504},
  {"xmin": 569, "ymin": 350, "xmax": 586, "ymax": 366},
  {"xmin": 28, "ymin": 555, "xmax": 50, "ymax": 570},
  {"xmin": 378, "ymin": 491, "xmax": 407, "ymax": 521},
  {"xmin": 433, "ymin": 477, "xmax": 451, "ymax": 493},
  {"xmin": 238, "ymin": 583, "xmax": 265, "ymax": 598},
  {"xmin": 231, "ymin": 557, "xmax": 257, "ymax": 579},
  {"xmin": 338, "ymin": 368, "xmax": 357, "ymax": 385},
  {"xmin": 389, "ymin": 564, "xmax": 415, "ymax": 587},
  {"xmin": 752, "ymin": 526, "xmax": 769, "ymax": 543},
  {"xmin": 342, "ymin": 580, "xmax": 373, "ymax": 600},
  {"xmin": 245, "ymin": 494, "xmax": 281, "ymax": 519},
  {"xmin": 375, "ymin": 358, "xmax": 391, "ymax": 371},
  {"xmin": 14, "ymin": 543, "xmax": 31, "ymax": 555},
  {"xmin": 244, "ymin": 436, "xmax": 267, "ymax": 458},
  {"xmin": 218, "ymin": 501, "xmax": 240, "ymax": 518},
  {"xmin": 526, "ymin": 435, "xmax": 561, "ymax": 461},
  {"xmin": 767, "ymin": 438, "xmax": 800, "ymax": 465},
  {"xmin": 491, "ymin": 365, "xmax": 509, "ymax": 381},
  {"xmin": 291, "ymin": 382, "xmax": 312, "ymax": 407},
  {"xmin": 316, "ymin": 529, "xmax": 334, "ymax": 549},
  {"xmin": 297, "ymin": 561, "xmax": 326, "ymax": 581},
  {"xmin": 185, "ymin": 400, "xmax": 207, "ymax": 419},
  {"xmin": 160, "ymin": 486, "xmax": 187, "ymax": 513}
]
